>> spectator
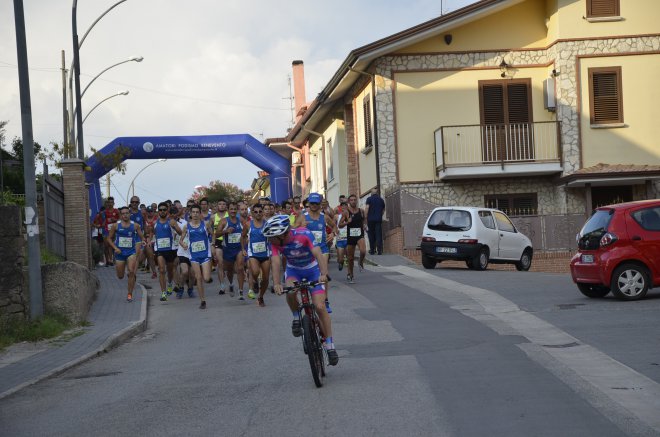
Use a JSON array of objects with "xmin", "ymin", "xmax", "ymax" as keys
[{"xmin": 365, "ymin": 187, "xmax": 385, "ymax": 255}]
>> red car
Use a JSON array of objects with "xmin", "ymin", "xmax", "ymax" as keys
[{"xmin": 571, "ymin": 200, "xmax": 660, "ymax": 300}]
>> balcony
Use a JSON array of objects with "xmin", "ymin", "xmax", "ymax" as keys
[{"xmin": 434, "ymin": 121, "xmax": 562, "ymax": 180}]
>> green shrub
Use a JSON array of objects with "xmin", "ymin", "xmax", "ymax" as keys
[{"xmin": 0, "ymin": 313, "xmax": 73, "ymax": 351}]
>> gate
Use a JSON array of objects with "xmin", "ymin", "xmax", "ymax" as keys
[{"xmin": 42, "ymin": 164, "xmax": 65, "ymax": 257}]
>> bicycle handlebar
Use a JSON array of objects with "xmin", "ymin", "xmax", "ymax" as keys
[{"xmin": 282, "ymin": 280, "xmax": 324, "ymax": 293}]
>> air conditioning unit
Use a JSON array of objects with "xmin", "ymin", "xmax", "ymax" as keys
[
  {"xmin": 543, "ymin": 78, "xmax": 556, "ymax": 111},
  {"xmin": 292, "ymin": 151, "xmax": 302, "ymax": 165}
]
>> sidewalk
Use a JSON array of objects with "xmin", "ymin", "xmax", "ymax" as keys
[{"xmin": 0, "ymin": 267, "xmax": 148, "ymax": 400}]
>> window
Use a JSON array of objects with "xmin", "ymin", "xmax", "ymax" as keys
[
  {"xmin": 485, "ymin": 193, "xmax": 538, "ymax": 216},
  {"xmin": 362, "ymin": 94, "xmax": 373, "ymax": 150},
  {"xmin": 427, "ymin": 209, "xmax": 472, "ymax": 231},
  {"xmin": 478, "ymin": 211, "xmax": 496, "ymax": 229},
  {"xmin": 479, "ymin": 79, "xmax": 533, "ymax": 161},
  {"xmin": 326, "ymin": 138, "xmax": 334, "ymax": 182},
  {"xmin": 589, "ymin": 67, "xmax": 623, "ymax": 125},
  {"xmin": 587, "ymin": 0, "xmax": 619, "ymax": 18},
  {"xmin": 632, "ymin": 207, "xmax": 660, "ymax": 231},
  {"xmin": 493, "ymin": 211, "xmax": 516, "ymax": 233}
]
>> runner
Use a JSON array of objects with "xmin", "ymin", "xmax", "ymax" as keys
[
  {"xmin": 129, "ymin": 196, "xmax": 146, "ymax": 272},
  {"xmin": 335, "ymin": 197, "xmax": 349, "ymax": 271},
  {"xmin": 106, "ymin": 206, "xmax": 146, "ymax": 302},
  {"xmin": 339, "ymin": 194, "xmax": 367, "ymax": 284},
  {"xmin": 298, "ymin": 193, "xmax": 338, "ymax": 313},
  {"xmin": 154, "ymin": 202, "xmax": 183, "ymax": 301},
  {"xmin": 212, "ymin": 199, "xmax": 228, "ymax": 294},
  {"xmin": 264, "ymin": 215, "xmax": 339, "ymax": 366},
  {"xmin": 143, "ymin": 205, "xmax": 158, "ymax": 278},
  {"xmin": 178, "ymin": 204, "xmax": 211, "ymax": 309},
  {"xmin": 103, "ymin": 197, "xmax": 120, "ymax": 266},
  {"xmin": 216, "ymin": 202, "xmax": 246, "ymax": 299},
  {"xmin": 241, "ymin": 203, "xmax": 270, "ymax": 306},
  {"xmin": 175, "ymin": 205, "xmax": 194, "ymax": 299}
]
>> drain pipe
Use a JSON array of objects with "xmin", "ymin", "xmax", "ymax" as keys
[
  {"xmin": 348, "ymin": 67, "xmax": 381, "ymax": 195},
  {"xmin": 302, "ymin": 125, "xmax": 327, "ymax": 196}
]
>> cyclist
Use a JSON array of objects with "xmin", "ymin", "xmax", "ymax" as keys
[{"xmin": 264, "ymin": 214, "xmax": 339, "ymax": 366}]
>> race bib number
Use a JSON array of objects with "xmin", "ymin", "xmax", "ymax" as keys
[
  {"xmin": 228, "ymin": 233, "xmax": 241, "ymax": 244},
  {"xmin": 312, "ymin": 231, "xmax": 323, "ymax": 244},
  {"xmin": 118, "ymin": 236, "xmax": 133, "ymax": 248},
  {"xmin": 157, "ymin": 237, "xmax": 171, "ymax": 249},
  {"xmin": 349, "ymin": 228, "xmax": 362, "ymax": 237},
  {"xmin": 252, "ymin": 241, "xmax": 267, "ymax": 253},
  {"xmin": 191, "ymin": 240, "xmax": 206, "ymax": 253},
  {"xmin": 338, "ymin": 227, "xmax": 347, "ymax": 238}
]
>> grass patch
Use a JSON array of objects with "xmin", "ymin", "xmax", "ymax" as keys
[
  {"xmin": 40, "ymin": 246, "xmax": 64, "ymax": 265},
  {"xmin": 0, "ymin": 314, "xmax": 76, "ymax": 351}
]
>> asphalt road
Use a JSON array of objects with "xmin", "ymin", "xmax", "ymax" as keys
[{"xmin": 1, "ymin": 262, "xmax": 659, "ymax": 436}]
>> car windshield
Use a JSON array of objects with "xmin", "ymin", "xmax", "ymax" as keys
[{"xmin": 427, "ymin": 210, "xmax": 472, "ymax": 231}]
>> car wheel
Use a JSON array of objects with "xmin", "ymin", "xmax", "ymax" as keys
[
  {"xmin": 577, "ymin": 283, "xmax": 610, "ymax": 298},
  {"xmin": 421, "ymin": 254, "xmax": 437, "ymax": 269},
  {"xmin": 515, "ymin": 249, "xmax": 533, "ymax": 271},
  {"xmin": 472, "ymin": 248, "xmax": 489, "ymax": 271},
  {"xmin": 610, "ymin": 263, "xmax": 649, "ymax": 300}
]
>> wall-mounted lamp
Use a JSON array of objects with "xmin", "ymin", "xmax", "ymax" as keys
[
  {"xmin": 443, "ymin": 34, "xmax": 452, "ymax": 45},
  {"xmin": 551, "ymin": 69, "xmax": 560, "ymax": 77},
  {"xmin": 499, "ymin": 59, "xmax": 509, "ymax": 78}
]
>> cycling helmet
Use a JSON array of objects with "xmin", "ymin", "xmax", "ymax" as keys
[{"xmin": 262, "ymin": 214, "xmax": 291, "ymax": 238}]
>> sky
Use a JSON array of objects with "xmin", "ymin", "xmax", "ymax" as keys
[{"xmin": 1, "ymin": 0, "xmax": 474, "ymax": 205}]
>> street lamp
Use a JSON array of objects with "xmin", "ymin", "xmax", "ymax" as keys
[
  {"xmin": 81, "ymin": 56, "xmax": 142, "ymax": 98},
  {"xmin": 82, "ymin": 90, "xmax": 129, "ymax": 125},
  {"xmin": 70, "ymin": 0, "xmax": 131, "ymax": 159},
  {"xmin": 126, "ymin": 159, "xmax": 167, "ymax": 202}
]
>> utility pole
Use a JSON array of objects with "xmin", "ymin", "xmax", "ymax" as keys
[
  {"xmin": 282, "ymin": 74, "xmax": 295, "ymax": 131},
  {"xmin": 13, "ymin": 0, "xmax": 44, "ymax": 319},
  {"xmin": 61, "ymin": 50, "xmax": 69, "ymax": 158},
  {"xmin": 106, "ymin": 173, "xmax": 111, "ymax": 198}
]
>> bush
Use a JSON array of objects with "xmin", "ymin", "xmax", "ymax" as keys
[{"xmin": 0, "ymin": 313, "xmax": 73, "ymax": 351}]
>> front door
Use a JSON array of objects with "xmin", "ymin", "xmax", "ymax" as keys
[{"xmin": 479, "ymin": 79, "xmax": 534, "ymax": 162}]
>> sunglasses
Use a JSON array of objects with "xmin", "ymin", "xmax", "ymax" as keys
[
  {"xmin": 158, "ymin": 208, "xmax": 168, "ymax": 212},
  {"xmin": 309, "ymin": 202, "xmax": 320, "ymax": 206}
]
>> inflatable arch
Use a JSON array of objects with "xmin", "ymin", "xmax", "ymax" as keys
[{"xmin": 86, "ymin": 134, "xmax": 291, "ymax": 216}]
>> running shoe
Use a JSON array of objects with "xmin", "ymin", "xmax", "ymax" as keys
[
  {"xmin": 347, "ymin": 274, "xmax": 355, "ymax": 284},
  {"xmin": 238, "ymin": 290, "xmax": 245, "ymax": 301},
  {"xmin": 325, "ymin": 299, "xmax": 332, "ymax": 314},
  {"xmin": 151, "ymin": 272, "xmax": 157, "ymax": 279},
  {"xmin": 291, "ymin": 319, "xmax": 302, "ymax": 337},
  {"xmin": 338, "ymin": 261, "xmax": 343, "ymax": 271},
  {"xmin": 160, "ymin": 291, "xmax": 168, "ymax": 301},
  {"xmin": 257, "ymin": 297, "xmax": 265, "ymax": 307},
  {"xmin": 176, "ymin": 290, "xmax": 183, "ymax": 299},
  {"xmin": 126, "ymin": 293, "xmax": 133, "ymax": 302},
  {"xmin": 247, "ymin": 289, "xmax": 256, "ymax": 299},
  {"xmin": 187, "ymin": 288, "xmax": 195, "ymax": 298},
  {"xmin": 199, "ymin": 300, "xmax": 206, "ymax": 309},
  {"xmin": 166, "ymin": 285, "xmax": 173, "ymax": 296},
  {"xmin": 270, "ymin": 286, "xmax": 275, "ymax": 294},
  {"xmin": 218, "ymin": 288, "xmax": 225, "ymax": 295},
  {"xmin": 327, "ymin": 348, "xmax": 339, "ymax": 366},
  {"xmin": 229, "ymin": 285, "xmax": 235, "ymax": 298}
]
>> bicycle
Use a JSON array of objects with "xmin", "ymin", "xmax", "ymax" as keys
[{"xmin": 283, "ymin": 279, "xmax": 327, "ymax": 388}]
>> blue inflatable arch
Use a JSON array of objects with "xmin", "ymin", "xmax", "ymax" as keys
[{"xmin": 86, "ymin": 134, "xmax": 291, "ymax": 215}]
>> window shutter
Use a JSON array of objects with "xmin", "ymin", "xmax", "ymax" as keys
[
  {"xmin": 507, "ymin": 83, "xmax": 530, "ymax": 124},
  {"xmin": 363, "ymin": 96, "xmax": 373, "ymax": 149},
  {"xmin": 481, "ymin": 84, "xmax": 505, "ymax": 125},
  {"xmin": 590, "ymin": 67, "xmax": 622, "ymax": 124},
  {"xmin": 588, "ymin": 0, "xmax": 619, "ymax": 17}
]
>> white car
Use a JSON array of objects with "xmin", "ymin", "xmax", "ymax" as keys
[{"xmin": 419, "ymin": 206, "xmax": 533, "ymax": 271}]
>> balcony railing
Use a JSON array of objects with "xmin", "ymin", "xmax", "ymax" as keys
[{"xmin": 435, "ymin": 121, "xmax": 562, "ymax": 176}]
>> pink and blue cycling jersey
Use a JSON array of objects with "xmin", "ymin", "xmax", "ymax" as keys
[{"xmin": 270, "ymin": 227, "xmax": 317, "ymax": 269}]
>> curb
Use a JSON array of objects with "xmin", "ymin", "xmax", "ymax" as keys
[{"xmin": 0, "ymin": 283, "xmax": 148, "ymax": 401}]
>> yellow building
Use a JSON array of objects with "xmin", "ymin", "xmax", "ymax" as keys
[{"xmin": 288, "ymin": 0, "xmax": 660, "ymax": 255}]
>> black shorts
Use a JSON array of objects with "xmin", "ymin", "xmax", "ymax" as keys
[
  {"xmin": 178, "ymin": 256, "xmax": 191, "ymax": 265},
  {"xmin": 214, "ymin": 240, "xmax": 224, "ymax": 249},
  {"xmin": 249, "ymin": 256, "xmax": 270, "ymax": 263},
  {"xmin": 156, "ymin": 250, "xmax": 177, "ymax": 263},
  {"xmin": 347, "ymin": 228, "xmax": 364, "ymax": 246}
]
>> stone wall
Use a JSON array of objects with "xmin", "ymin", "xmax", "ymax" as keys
[
  {"xmin": 61, "ymin": 159, "xmax": 92, "ymax": 269},
  {"xmin": 0, "ymin": 206, "xmax": 27, "ymax": 321},
  {"xmin": 41, "ymin": 262, "xmax": 98, "ymax": 324}
]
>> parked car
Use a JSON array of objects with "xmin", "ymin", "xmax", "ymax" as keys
[
  {"xmin": 419, "ymin": 206, "xmax": 533, "ymax": 271},
  {"xmin": 571, "ymin": 200, "xmax": 660, "ymax": 300}
]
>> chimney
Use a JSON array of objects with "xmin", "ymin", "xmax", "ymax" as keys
[{"xmin": 292, "ymin": 60, "xmax": 307, "ymax": 122}]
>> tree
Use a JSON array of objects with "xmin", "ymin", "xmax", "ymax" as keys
[{"xmin": 192, "ymin": 180, "xmax": 251, "ymax": 204}]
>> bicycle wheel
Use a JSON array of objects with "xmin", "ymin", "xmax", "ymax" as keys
[
  {"xmin": 302, "ymin": 315, "xmax": 323, "ymax": 388},
  {"xmin": 314, "ymin": 312, "xmax": 327, "ymax": 378}
]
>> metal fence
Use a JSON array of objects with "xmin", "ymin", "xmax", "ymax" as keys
[
  {"xmin": 387, "ymin": 187, "xmax": 584, "ymax": 251},
  {"xmin": 42, "ymin": 164, "xmax": 65, "ymax": 257}
]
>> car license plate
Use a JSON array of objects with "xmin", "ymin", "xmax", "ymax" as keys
[
  {"xmin": 436, "ymin": 247, "xmax": 457, "ymax": 254},
  {"xmin": 581, "ymin": 254, "xmax": 594, "ymax": 263}
]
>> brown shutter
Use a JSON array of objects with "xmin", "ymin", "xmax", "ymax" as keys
[
  {"xmin": 587, "ymin": 0, "xmax": 619, "ymax": 17},
  {"xmin": 363, "ymin": 96, "xmax": 373, "ymax": 149},
  {"xmin": 589, "ymin": 67, "xmax": 623, "ymax": 124},
  {"xmin": 507, "ymin": 83, "xmax": 530, "ymax": 124},
  {"xmin": 481, "ymin": 84, "xmax": 505, "ymax": 125}
]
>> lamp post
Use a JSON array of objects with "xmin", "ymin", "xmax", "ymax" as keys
[
  {"xmin": 81, "ymin": 57, "xmax": 142, "ymax": 98},
  {"xmin": 82, "ymin": 90, "xmax": 129, "ymax": 124},
  {"xmin": 126, "ymin": 159, "xmax": 166, "ymax": 202},
  {"xmin": 68, "ymin": 0, "xmax": 131, "ymax": 158}
]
